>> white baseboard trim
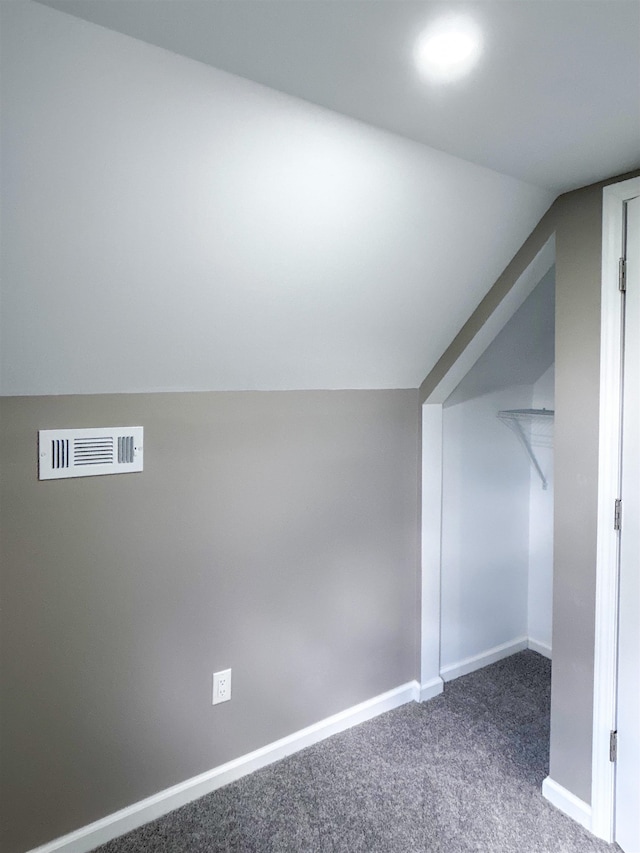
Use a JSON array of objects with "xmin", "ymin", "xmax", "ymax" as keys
[
  {"xmin": 440, "ymin": 637, "xmax": 529, "ymax": 682},
  {"xmin": 528, "ymin": 637, "xmax": 552, "ymax": 659},
  {"xmin": 542, "ymin": 776, "xmax": 592, "ymax": 832},
  {"xmin": 27, "ymin": 680, "xmax": 421, "ymax": 853},
  {"xmin": 419, "ymin": 676, "xmax": 444, "ymax": 702}
]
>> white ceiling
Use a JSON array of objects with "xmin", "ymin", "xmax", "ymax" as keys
[
  {"xmin": 36, "ymin": 0, "xmax": 640, "ymax": 192},
  {"xmin": 1, "ymin": 2, "xmax": 635, "ymax": 394},
  {"xmin": 446, "ymin": 266, "xmax": 555, "ymax": 407},
  {"xmin": 3, "ymin": 0, "xmax": 558, "ymax": 395}
]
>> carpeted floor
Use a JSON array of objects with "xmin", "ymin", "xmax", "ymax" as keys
[{"xmin": 97, "ymin": 651, "xmax": 618, "ymax": 852}]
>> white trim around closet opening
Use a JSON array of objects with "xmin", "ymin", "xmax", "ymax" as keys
[
  {"xmin": 591, "ymin": 176, "xmax": 640, "ymax": 843},
  {"xmin": 421, "ymin": 402, "xmax": 445, "ymax": 692}
]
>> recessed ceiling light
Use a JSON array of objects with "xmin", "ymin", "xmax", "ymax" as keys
[{"xmin": 414, "ymin": 16, "xmax": 482, "ymax": 82}]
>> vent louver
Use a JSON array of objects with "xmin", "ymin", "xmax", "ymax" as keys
[
  {"xmin": 51, "ymin": 438, "xmax": 70, "ymax": 469},
  {"xmin": 74, "ymin": 436, "xmax": 114, "ymax": 466},
  {"xmin": 118, "ymin": 435, "xmax": 134, "ymax": 464},
  {"xmin": 39, "ymin": 427, "xmax": 143, "ymax": 480}
]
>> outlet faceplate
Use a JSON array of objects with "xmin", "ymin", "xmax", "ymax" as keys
[{"xmin": 213, "ymin": 669, "xmax": 232, "ymax": 705}]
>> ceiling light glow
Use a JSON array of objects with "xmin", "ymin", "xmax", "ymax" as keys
[{"xmin": 415, "ymin": 17, "xmax": 482, "ymax": 82}]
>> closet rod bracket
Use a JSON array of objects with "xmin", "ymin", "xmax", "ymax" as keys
[{"xmin": 497, "ymin": 408, "xmax": 554, "ymax": 490}]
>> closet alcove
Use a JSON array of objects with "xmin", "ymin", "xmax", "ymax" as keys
[{"xmin": 440, "ymin": 266, "xmax": 555, "ymax": 679}]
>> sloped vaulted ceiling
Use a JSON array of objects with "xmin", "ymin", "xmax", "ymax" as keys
[
  {"xmin": 2, "ymin": 1, "xmax": 636, "ymax": 395},
  {"xmin": 34, "ymin": 0, "xmax": 640, "ymax": 192}
]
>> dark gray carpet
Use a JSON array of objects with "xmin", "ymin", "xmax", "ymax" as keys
[{"xmin": 97, "ymin": 651, "xmax": 618, "ymax": 852}]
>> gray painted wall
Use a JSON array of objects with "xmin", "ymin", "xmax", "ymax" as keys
[
  {"xmin": 548, "ymin": 185, "xmax": 606, "ymax": 803},
  {"xmin": 0, "ymin": 390, "xmax": 420, "ymax": 852}
]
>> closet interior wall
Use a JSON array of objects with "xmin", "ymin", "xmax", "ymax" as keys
[{"xmin": 440, "ymin": 271, "xmax": 555, "ymax": 677}]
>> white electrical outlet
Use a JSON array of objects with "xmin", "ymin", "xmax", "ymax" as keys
[{"xmin": 212, "ymin": 669, "xmax": 232, "ymax": 705}]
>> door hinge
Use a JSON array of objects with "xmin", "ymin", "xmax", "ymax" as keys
[
  {"xmin": 619, "ymin": 257, "xmax": 627, "ymax": 292},
  {"xmin": 610, "ymin": 730, "xmax": 618, "ymax": 762},
  {"xmin": 614, "ymin": 498, "xmax": 622, "ymax": 531}
]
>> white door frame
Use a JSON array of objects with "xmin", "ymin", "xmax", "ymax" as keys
[
  {"xmin": 419, "ymin": 237, "xmax": 555, "ymax": 692},
  {"xmin": 591, "ymin": 175, "xmax": 640, "ymax": 842}
]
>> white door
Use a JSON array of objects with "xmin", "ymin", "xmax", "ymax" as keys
[{"xmin": 615, "ymin": 194, "xmax": 640, "ymax": 853}]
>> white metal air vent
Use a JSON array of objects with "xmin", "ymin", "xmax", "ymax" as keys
[{"xmin": 38, "ymin": 427, "xmax": 143, "ymax": 480}]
